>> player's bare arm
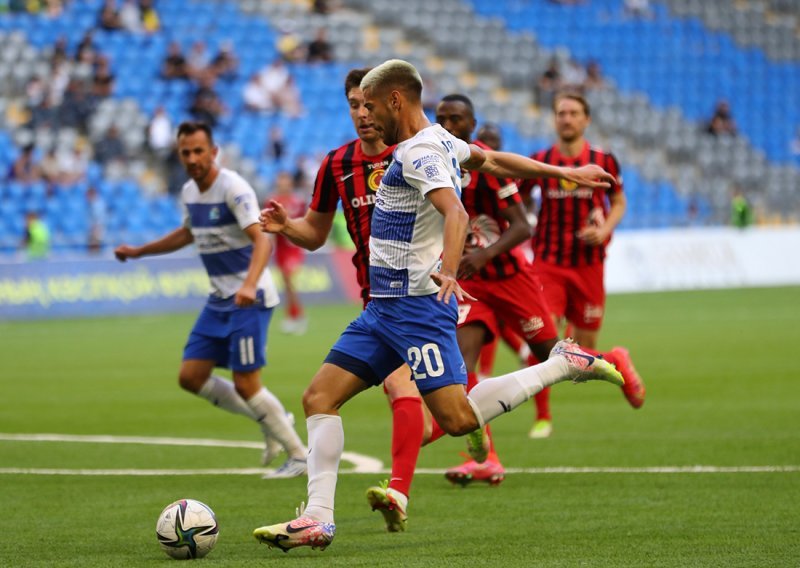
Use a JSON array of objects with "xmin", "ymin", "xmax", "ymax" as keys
[
  {"xmin": 426, "ymin": 187, "xmax": 476, "ymax": 304},
  {"xmin": 236, "ymin": 224, "xmax": 271, "ymax": 306},
  {"xmin": 578, "ymin": 191, "xmax": 627, "ymax": 246},
  {"xmin": 260, "ymin": 202, "xmax": 334, "ymax": 251},
  {"xmin": 463, "ymin": 145, "xmax": 616, "ymax": 189},
  {"xmin": 458, "ymin": 202, "xmax": 531, "ymax": 279},
  {"xmin": 114, "ymin": 227, "xmax": 194, "ymax": 261}
]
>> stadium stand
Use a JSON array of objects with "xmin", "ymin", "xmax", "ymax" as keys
[{"xmin": 0, "ymin": 0, "xmax": 797, "ymax": 257}]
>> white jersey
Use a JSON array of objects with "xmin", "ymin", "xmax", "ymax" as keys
[
  {"xmin": 369, "ymin": 124, "xmax": 471, "ymax": 297},
  {"xmin": 181, "ymin": 168, "xmax": 279, "ymax": 308}
]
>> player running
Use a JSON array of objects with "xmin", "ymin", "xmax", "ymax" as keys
[
  {"xmin": 519, "ymin": 92, "xmax": 646, "ymax": 439},
  {"xmin": 114, "ymin": 121, "xmax": 307, "ymax": 478},
  {"xmin": 257, "ymin": 68, "xmax": 424, "ymax": 532},
  {"xmin": 252, "ymin": 60, "xmax": 622, "ymax": 552}
]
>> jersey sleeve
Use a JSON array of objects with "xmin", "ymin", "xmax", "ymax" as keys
[
  {"xmin": 402, "ymin": 141, "xmax": 457, "ymax": 197},
  {"xmin": 486, "ymin": 174, "xmax": 521, "ymax": 209},
  {"xmin": 605, "ymin": 152, "xmax": 623, "ymax": 197},
  {"xmin": 226, "ymin": 175, "xmax": 260, "ymax": 229},
  {"xmin": 453, "ymin": 137, "xmax": 471, "ymax": 165},
  {"xmin": 181, "ymin": 201, "xmax": 191, "ymax": 229},
  {"xmin": 309, "ymin": 153, "xmax": 340, "ymax": 213}
]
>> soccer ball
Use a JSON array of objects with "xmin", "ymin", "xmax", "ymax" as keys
[{"xmin": 156, "ymin": 499, "xmax": 219, "ymax": 559}]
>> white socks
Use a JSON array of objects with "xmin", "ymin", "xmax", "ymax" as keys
[
  {"xmin": 302, "ymin": 414, "xmax": 344, "ymax": 524},
  {"xmin": 198, "ymin": 375, "xmax": 255, "ymax": 418},
  {"xmin": 467, "ymin": 356, "xmax": 569, "ymax": 424},
  {"xmin": 197, "ymin": 375, "xmax": 305, "ymax": 459},
  {"xmin": 246, "ymin": 389, "xmax": 306, "ymax": 459}
]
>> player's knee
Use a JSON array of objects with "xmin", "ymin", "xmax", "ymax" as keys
[
  {"xmin": 437, "ymin": 413, "xmax": 479, "ymax": 437},
  {"xmin": 178, "ymin": 372, "xmax": 204, "ymax": 394},
  {"xmin": 383, "ymin": 373, "xmax": 418, "ymax": 402},
  {"xmin": 302, "ymin": 385, "xmax": 335, "ymax": 417}
]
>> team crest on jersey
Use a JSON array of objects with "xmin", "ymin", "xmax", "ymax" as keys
[
  {"xmin": 559, "ymin": 179, "xmax": 579, "ymax": 191},
  {"xmin": 367, "ymin": 168, "xmax": 384, "ymax": 191},
  {"xmin": 209, "ymin": 206, "xmax": 220, "ymax": 221},
  {"xmin": 424, "ymin": 165, "xmax": 440, "ymax": 180}
]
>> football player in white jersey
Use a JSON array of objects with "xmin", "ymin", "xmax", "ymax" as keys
[
  {"xmin": 253, "ymin": 61, "xmax": 624, "ymax": 551},
  {"xmin": 114, "ymin": 121, "xmax": 307, "ymax": 478}
]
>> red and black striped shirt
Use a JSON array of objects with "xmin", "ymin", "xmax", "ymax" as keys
[
  {"xmin": 310, "ymin": 139, "xmax": 394, "ymax": 300},
  {"xmin": 518, "ymin": 141, "xmax": 622, "ymax": 268},
  {"xmin": 461, "ymin": 140, "xmax": 530, "ymax": 280}
]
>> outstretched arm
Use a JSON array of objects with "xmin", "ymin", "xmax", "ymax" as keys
[
  {"xmin": 260, "ymin": 200, "xmax": 335, "ymax": 251},
  {"xmin": 462, "ymin": 145, "xmax": 616, "ymax": 189},
  {"xmin": 114, "ymin": 227, "xmax": 194, "ymax": 261},
  {"xmin": 426, "ymin": 187, "xmax": 476, "ymax": 304}
]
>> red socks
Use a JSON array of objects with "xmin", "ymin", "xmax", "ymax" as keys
[{"xmin": 388, "ymin": 396, "xmax": 423, "ymax": 498}]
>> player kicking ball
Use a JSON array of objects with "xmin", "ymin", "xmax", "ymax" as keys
[{"xmin": 252, "ymin": 60, "xmax": 622, "ymax": 552}]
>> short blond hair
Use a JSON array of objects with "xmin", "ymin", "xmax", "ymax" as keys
[{"xmin": 360, "ymin": 59, "xmax": 423, "ymax": 101}]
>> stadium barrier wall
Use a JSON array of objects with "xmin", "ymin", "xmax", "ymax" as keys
[
  {"xmin": 605, "ymin": 226, "xmax": 800, "ymax": 293},
  {"xmin": 1, "ymin": 227, "xmax": 798, "ymax": 320}
]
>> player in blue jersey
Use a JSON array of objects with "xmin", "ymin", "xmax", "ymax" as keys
[
  {"xmin": 252, "ymin": 60, "xmax": 623, "ymax": 551},
  {"xmin": 114, "ymin": 121, "xmax": 307, "ymax": 478}
]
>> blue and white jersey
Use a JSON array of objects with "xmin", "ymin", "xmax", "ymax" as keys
[
  {"xmin": 369, "ymin": 124, "xmax": 471, "ymax": 297},
  {"xmin": 181, "ymin": 168, "xmax": 279, "ymax": 308}
]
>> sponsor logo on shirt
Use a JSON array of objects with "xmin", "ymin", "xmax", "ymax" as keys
[
  {"xmin": 209, "ymin": 206, "xmax": 220, "ymax": 221},
  {"xmin": 424, "ymin": 164, "xmax": 441, "ymax": 180},
  {"xmin": 412, "ymin": 155, "xmax": 439, "ymax": 169}
]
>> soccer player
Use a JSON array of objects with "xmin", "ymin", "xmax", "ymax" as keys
[
  {"xmin": 435, "ymin": 94, "xmax": 644, "ymax": 485},
  {"xmin": 252, "ymin": 60, "xmax": 622, "ymax": 552},
  {"xmin": 114, "ymin": 121, "xmax": 307, "ymax": 478},
  {"xmin": 519, "ymin": 92, "xmax": 646, "ymax": 439},
  {"xmin": 269, "ymin": 171, "xmax": 308, "ymax": 335},
  {"xmin": 258, "ymin": 68, "xmax": 423, "ymax": 532}
]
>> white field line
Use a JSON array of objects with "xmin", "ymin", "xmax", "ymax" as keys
[{"xmin": 1, "ymin": 434, "xmax": 798, "ymax": 476}]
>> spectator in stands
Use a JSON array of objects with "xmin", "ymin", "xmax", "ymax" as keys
[
  {"xmin": 583, "ymin": 60, "xmax": 607, "ymax": 91},
  {"xmin": 190, "ymin": 73, "xmax": 225, "ymax": 127},
  {"xmin": 561, "ymin": 59, "xmax": 587, "ymax": 91},
  {"xmin": 623, "ymin": 0, "xmax": 653, "ymax": 19},
  {"xmin": 51, "ymin": 36, "xmax": 69, "ymax": 66},
  {"xmin": 148, "ymin": 106, "xmax": 174, "ymax": 158},
  {"xmin": 306, "ymin": 28, "xmax": 334, "ymax": 63},
  {"xmin": 536, "ymin": 57, "xmax": 562, "ymax": 109},
  {"xmin": 187, "ymin": 41, "xmax": 211, "ymax": 79},
  {"xmin": 8, "ymin": 144, "xmax": 41, "ymax": 182},
  {"xmin": 311, "ymin": 0, "xmax": 336, "ymax": 14},
  {"xmin": 140, "ymin": 0, "xmax": 161, "ymax": 33},
  {"xmin": 243, "ymin": 73, "xmax": 272, "ymax": 112},
  {"xmin": 60, "ymin": 78, "xmax": 94, "ymax": 131},
  {"xmin": 40, "ymin": 148, "xmax": 61, "ymax": 186},
  {"xmin": 267, "ymin": 125, "xmax": 285, "ymax": 161},
  {"xmin": 58, "ymin": 145, "xmax": 90, "ymax": 185},
  {"xmin": 23, "ymin": 212, "xmax": 50, "ymax": 260},
  {"xmin": 162, "ymin": 42, "xmax": 190, "ymax": 80},
  {"xmin": 276, "ymin": 24, "xmax": 306, "ymax": 63},
  {"xmin": 92, "ymin": 55, "xmax": 115, "ymax": 99},
  {"xmin": 119, "ymin": 0, "xmax": 142, "ymax": 32},
  {"xmin": 211, "ymin": 42, "xmax": 239, "ymax": 81},
  {"xmin": 94, "ymin": 125, "xmax": 127, "ymax": 166},
  {"xmin": 87, "ymin": 186, "xmax": 107, "ymax": 254},
  {"xmin": 75, "ymin": 30, "xmax": 98, "ymax": 65},
  {"xmin": 256, "ymin": 58, "xmax": 303, "ymax": 117},
  {"xmin": 706, "ymin": 100, "xmax": 737, "ymax": 137},
  {"xmin": 98, "ymin": 0, "xmax": 123, "ymax": 30}
]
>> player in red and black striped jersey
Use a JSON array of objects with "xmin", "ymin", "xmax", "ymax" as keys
[
  {"xmin": 309, "ymin": 128, "xmax": 392, "ymax": 304},
  {"xmin": 258, "ymin": 68, "xmax": 423, "ymax": 533},
  {"xmin": 518, "ymin": 92, "xmax": 646, "ymax": 438}
]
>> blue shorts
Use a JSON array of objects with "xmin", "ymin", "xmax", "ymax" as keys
[
  {"xmin": 183, "ymin": 303, "xmax": 273, "ymax": 372},
  {"xmin": 325, "ymin": 295, "xmax": 467, "ymax": 394}
]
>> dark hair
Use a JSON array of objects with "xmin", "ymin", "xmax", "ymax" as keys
[
  {"xmin": 176, "ymin": 121, "xmax": 214, "ymax": 144},
  {"xmin": 440, "ymin": 93, "xmax": 475, "ymax": 117},
  {"xmin": 553, "ymin": 91, "xmax": 591, "ymax": 117},
  {"xmin": 344, "ymin": 68, "xmax": 372, "ymax": 98}
]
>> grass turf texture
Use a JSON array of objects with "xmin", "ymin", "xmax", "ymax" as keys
[{"xmin": 1, "ymin": 287, "xmax": 799, "ymax": 567}]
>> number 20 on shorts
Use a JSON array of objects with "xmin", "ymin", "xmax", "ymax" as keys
[{"xmin": 407, "ymin": 343, "xmax": 445, "ymax": 380}]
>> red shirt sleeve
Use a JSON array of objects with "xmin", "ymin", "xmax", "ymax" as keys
[{"xmin": 309, "ymin": 153, "xmax": 339, "ymax": 213}]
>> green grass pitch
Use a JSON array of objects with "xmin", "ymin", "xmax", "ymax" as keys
[{"xmin": 1, "ymin": 287, "xmax": 799, "ymax": 567}]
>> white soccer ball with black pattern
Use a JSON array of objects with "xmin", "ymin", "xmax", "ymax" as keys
[{"xmin": 156, "ymin": 499, "xmax": 219, "ymax": 559}]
